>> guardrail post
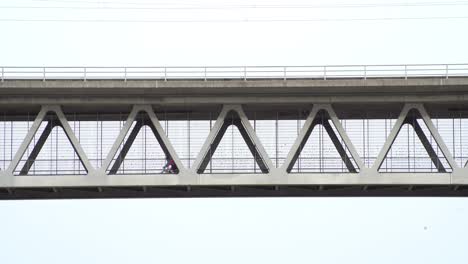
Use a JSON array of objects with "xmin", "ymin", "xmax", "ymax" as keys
[
  {"xmin": 1, "ymin": 67, "xmax": 4, "ymax": 82},
  {"xmin": 283, "ymin": 66, "xmax": 287, "ymax": 80},
  {"xmin": 243, "ymin": 66, "xmax": 247, "ymax": 81},
  {"xmin": 84, "ymin": 67, "xmax": 87, "ymax": 81},
  {"xmin": 42, "ymin": 67, "xmax": 46, "ymax": 82},
  {"xmin": 164, "ymin": 67, "xmax": 167, "ymax": 81},
  {"xmin": 204, "ymin": 67, "xmax": 207, "ymax": 81},
  {"xmin": 124, "ymin": 67, "xmax": 127, "ymax": 82},
  {"xmin": 404, "ymin": 65, "xmax": 407, "ymax": 80},
  {"xmin": 364, "ymin": 65, "xmax": 367, "ymax": 80},
  {"xmin": 446, "ymin": 64, "xmax": 449, "ymax": 79},
  {"xmin": 324, "ymin": 66, "xmax": 327, "ymax": 80}
]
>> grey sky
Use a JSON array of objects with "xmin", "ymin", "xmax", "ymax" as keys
[
  {"xmin": 1, "ymin": 198, "xmax": 468, "ymax": 264},
  {"xmin": 1, "ymin": 0, "xmax": 468, "ymax": 263}
]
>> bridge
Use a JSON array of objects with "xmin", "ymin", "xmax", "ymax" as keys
[{"xmin": 1, "ymin": 64, "xmax": 468, "ymax": 199}]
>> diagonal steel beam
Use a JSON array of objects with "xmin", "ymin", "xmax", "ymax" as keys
[
  {"xmin": 321, "ymin": 120, "xmax": 357, "ymax": 173},
  {"xmin": 192, "ymin": 106, "xmax": 230, "ymax": 173},
  {"xmin": 405, "ymin": 116, "xmax": 446, "ymax": 172},
  {"xmin": 102, "ymin": 106, "xmax": 139, "ymax": 173},
  {"xmin": 19, "ymin": 121, "xmax": 55, "ymax": 175},
  {"xmin": 53, "ymin": 106, "xmax": 94, "ymax": 173},
  {"xmin": 282, "ymin": 105, "xmax": 321, "ymax": 173},
  {"xmin": 414, "ymin": 104, "xmax": 458, "ymax": 170},
  {"xmin": 6, "ymin": 107, "xmax": 48, "ymax": 174},
  {"xmin": 372, "ymin": 104, "xmax": 412, "ymax": 171},
  {"xmin": 196, "ymin": 121, "xmax": 230, "ymax": 174},
  {"xmin": 233, "ymin": 119, "xmax": 269, "ymax": 173},
  {"xmin": 322, "ymin": 104, "xmax": 365, "ymax": 170},
  {"xmin": 233, "ymin": 105, "xmax": 274, "ymax": 171},
  {"xmin": 108, "ymin": 120, "xmax": 143, "ymax": 174},
  {"xmin": 143, "ymin": 105, "xmax": 185, "ymax": 173}
]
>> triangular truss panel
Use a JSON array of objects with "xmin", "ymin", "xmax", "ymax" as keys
[
  {"xmin": 7, "ymin": 106, "xmax": 93, "ymax": 175},
  {"xmin": 373, "ymin": 104, "xmax": 458, "ymax": 172},
  {"xmin": 102, "ymin": 105, "xmax": 184, "ymax": 175},
  {"xmin": 249, "ymin": 110, "xmax": 308, "ymax": 168},
  {"xmin": 208, "ymin": 124, "xmax": 262, "ymax": 173},
  {"xmin": 340, "ymin": 118, "xmax": 394, "ymax": 168},
  {"xmin": 282, "ymin": 105, "xmax": 363, "ymax": 173},
  {"xmin": 193, "ymin": 105, "xmax": 273, "ymax": 174},
  {"xmin": 158, "ymin": 110, "xmax": 218, "ymax": 169},
  {"xmin": 290, "ymin": 121, "xmax": 357, "ymax": 173},
  {"xmin": 67, "ymin": 112, "xmax": 126, "ymax": 169}
]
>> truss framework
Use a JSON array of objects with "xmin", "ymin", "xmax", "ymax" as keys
[
  {"xmin": 102, "ymin": 105, "xmax": 185, "ymax": 175},
  {"xmin": 192, "ymin": 105, "xmax": 274, "ymax": 174},
  {"xmin": 281, "ymin": 104, "xmax": 364, "ymax": 173},
  {"xmin": 0, "ymin": 103, "xmax": 468, "ymax": 188},
  {"xmin": 371, "ymin": 104, "xmax": 458, "ymax": 172},
  {"xmin": 6, "ymin": 105, "xmax": 93, "ymax": 176}
]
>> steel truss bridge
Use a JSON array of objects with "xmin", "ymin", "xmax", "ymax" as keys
[{"xmin": 1, "ymin": 64, "xmax": 468, "ymax": 199}]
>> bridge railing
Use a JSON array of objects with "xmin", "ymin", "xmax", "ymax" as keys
[{"xmin": 1, "ymin": 64, "xmax": 468, "ymax": 81}]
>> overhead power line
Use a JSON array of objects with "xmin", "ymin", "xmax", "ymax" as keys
[
  {"xmin": 5, "ymin": 1, "xmax": 468, "ymax": 10},
  {"xmin": 1, "ymin": 16, "xmax": 468, "ymax": 23}
]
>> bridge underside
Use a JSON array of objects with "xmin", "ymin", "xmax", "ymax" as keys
[
  {"xmin": 1, "ymin": 77, "xmax": 468, "ymax": 198},
  {"xmin": 2, "ymin": 185, "xmax": 468, "ymax": 200}
]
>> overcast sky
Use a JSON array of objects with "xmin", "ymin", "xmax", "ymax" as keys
[{"xmin": 1, "ymin": 0, "xmax": 468, "ymax": 263}]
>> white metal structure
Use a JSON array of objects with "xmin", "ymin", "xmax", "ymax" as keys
[{"xmin": 1, "ymin": 66, "xmax": 468, "ymax": 198}]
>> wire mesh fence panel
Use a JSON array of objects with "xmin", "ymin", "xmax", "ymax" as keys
[{"xmin": 0, "ymin": 117, "xmax": 33, "ymax": 171}]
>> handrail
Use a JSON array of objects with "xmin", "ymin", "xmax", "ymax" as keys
[{"xmin": 1, "ymin": 64, "xmax": 468, "ymax": 81}]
